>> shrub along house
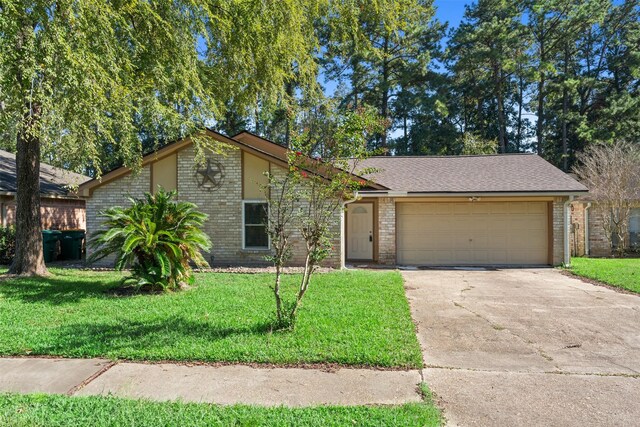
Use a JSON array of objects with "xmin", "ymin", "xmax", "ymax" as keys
[
  {"xmin": 0, "ymin": 149, "xmax": 89, "ymax": 229},
  {"xmin": 79, "ymin": 130, "xmax": 587, "ymax": 268}
]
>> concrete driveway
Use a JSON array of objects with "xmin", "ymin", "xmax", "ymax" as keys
[{"xmin": 403, "ymin": 268, "xmax": 640, "ymax": 427}]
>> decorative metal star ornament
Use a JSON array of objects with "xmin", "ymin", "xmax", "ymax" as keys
[{"xmin": 195, "ymin": 159, "xmax": 224, "ymax": 190}]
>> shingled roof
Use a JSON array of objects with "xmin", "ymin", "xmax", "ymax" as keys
[
  {"xmin": 357, "ymin": 154, "xmax": 588, "ymax": 194},
  {"xmin": 0, "ymin": 149, "xmax": 90, "ymax": 197}
]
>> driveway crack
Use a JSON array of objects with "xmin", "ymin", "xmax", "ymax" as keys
[
  {"xmin": 66, "ymin": 361, "xmax": 117, "ymax": 396},
  {"xmin": 452, "ymin": 300, "xmax": 558, "ymax": 368}
]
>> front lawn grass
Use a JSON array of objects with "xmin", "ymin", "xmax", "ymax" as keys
[
  {"xmin": 0, "ymin": 392, "xmax": 442, "ymax": 427},
  {"xmin": 568, "ymin": 257, "xmax": 640, "ymax": 294},
  {"xmin": 0, "ymin": 269, "xmax": 422, "ymax": 368}
]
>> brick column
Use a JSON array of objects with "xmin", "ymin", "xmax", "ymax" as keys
[{"xmin": 377, "ymin": 198, "xmax": 396, "ymax": 265}]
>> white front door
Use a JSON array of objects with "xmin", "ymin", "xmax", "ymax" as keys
[{"xmin": 347, "ymin": 203, "xmax": 374, "ymax": 260}]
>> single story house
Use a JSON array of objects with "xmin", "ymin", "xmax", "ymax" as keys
[
  {"xmin": 0, "ymin": 149, "xmax": 89, "ymax": 229},
  {"xmin": 570, "ymin": 198, "xmax": 640, "ymax": 257},
  {"xmin": 79, "ymin": 130, "xmax": 588, "ymax": 268}
]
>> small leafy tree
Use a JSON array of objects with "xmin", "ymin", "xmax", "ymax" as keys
[
  {"xmin": 264, "ymin": 107, "xmax": 383, "ymax": 327},
  {"xmin": 574, "ymin": 141, "xmax": 640, "ymax": 257},
  {"xmin": 88, "ymin": 190, "xmax": 211, "ymax": 291},
  {"xmin": 263, "ymin": 171, "xmax": 301, "ymax": 326}
]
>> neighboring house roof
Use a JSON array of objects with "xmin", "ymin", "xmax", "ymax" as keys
[
  {"xmin": 0, "ymin": 149, "xmax": 90, "ymax": 197},
  {"xmin": 356, "ymin": 154, "xmax": 588, "ymax": 194}
]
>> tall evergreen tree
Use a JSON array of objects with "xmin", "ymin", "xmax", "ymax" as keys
[
  {"xmin": 323, "ymin": 0, "xmax": 443, "ymax": 152},
  {"xmin": 526, "ymin": 0, "xmax": 610, "ymax": 159},
  {"xmin": 448, "ymin": 0, "xmax": 529, "ymax": 153}
]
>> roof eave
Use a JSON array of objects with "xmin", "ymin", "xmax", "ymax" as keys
[
  {"xmin": 0, "ymin": 190, "xmax": 86, "ymax": 199},
  {"xmin": 357, "ymin": 190, "xmax": 588, "ymax": 197}
]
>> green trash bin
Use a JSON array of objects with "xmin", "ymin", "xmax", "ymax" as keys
[
  {"xmin": 59, "ymin": 230, "xmax": 85, "ymax": 260},
  {"xmin": 42, "ymin": 230, "xmax": 62, "ymax": 263}
]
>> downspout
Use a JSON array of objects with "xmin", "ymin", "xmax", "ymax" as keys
[
  {"xmin": 341, "ymin": 192, "xmax": 359, "ymax": 269},
  {"xmin": 584, "ymin": 202, "xmax": 591, "ymax": 256},
  {"xmin": 564, "ymin": 196, "xmax": 574, "ymax": 266}
]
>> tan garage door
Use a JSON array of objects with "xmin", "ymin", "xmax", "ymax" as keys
[{"xmin": 397, "ymin": 202, "xmax": 549, "ymax": 266}]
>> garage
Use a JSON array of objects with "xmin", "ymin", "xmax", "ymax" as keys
[{"xmin": 396, "ymin": 201, "xmax": 550, "ymax": 266}]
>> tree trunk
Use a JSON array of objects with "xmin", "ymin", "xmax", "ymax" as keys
[
  {"xmin": 380, "ymin": 37, "xmax": 390, "ymax": 153},
  {"xmin": 495, "ymin": 65, "xmax": 506, "ymax": 153},
  {"xmin": 284, "ymin": 81, "xmax": 294, "ymax": 148},
  {"xmin": 516, "ymin": 74, "xmax": 524, "ymax": 152},
  {"xmin": 291, "ymin": 251, "xmax": 312, "ymax": 320},
  {"xmin": 10, "ymin": 125, "xmax": 48, "ymax": 276},
  {"xmin": 403, "ymin": 114, "xmax": 410, "ymax": 154},
  {"xmin": 351, "ymin": 56, "xmax": 360, "ymax": 110},
  {"xmin": 536, "ymin": 72, "xmax": 545, "ymax": 156},
  {"xmin": 273, "ymin": 264, "xmax": 283, "ymax": 324},
  {"xmin": 536, "ymin": 30, "xmax": 546, "ymax": 156},
  {"xmin": 562, "ymin": 44, "xmax": 569, "ymax": 171}
]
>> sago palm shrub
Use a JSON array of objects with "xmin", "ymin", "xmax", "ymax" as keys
[{"xmin": 88, "ymin": 189, "xmax": 211, "ymax": 291}]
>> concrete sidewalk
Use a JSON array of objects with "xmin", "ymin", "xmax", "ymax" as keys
[{"xmin": 0, "ymin": 357, "xmax": 422, "ymax": 406}]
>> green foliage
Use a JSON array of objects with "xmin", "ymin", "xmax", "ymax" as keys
[
  {"xmin": 88, "ymin": 190, "xmax": 211, "ymax": 292},
  {"xmin": 460, "ymin": 133, "xmax": 499, "ymax": 155},
  {"xmin": 322, "ymin": 0, "xmax": 444, "ymax": 151},
  {"xmin": 569, "ymin": 258, "xmax": 640, "ymax": 294},
  {"xmin": 0, "ymin": 269, "xmax": 424, "ymax": 368},
  {"xmin": 0, "ymin": 393, "xmax": 442, "ymax": 427},
  {"xmin": 0, "ymin": 0, "xmax": 323, "ymax": 175},
  {"xmin": 449, "ymin": 0, "xmax": 529, "ymax": 154},
  {"xmin": 1, "ymin": 0, "xmax": 331, "ymax": 274},
  {"xmin": 0, "ymin": 226, "xmax": 16, "ymax": 265}
]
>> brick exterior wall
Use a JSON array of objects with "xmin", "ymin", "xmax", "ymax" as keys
[
  {"xmin": 570, "ymin": 201, "xmax": 634, "ymax": 257},
  {"xmin": 570, "ymin": 202, "xmax": 586, "ymax": 256},
  {"xmin": 552, "ymin": 198, "xmax": 567, "ymax": 265},
  {"xmin": 86, "ymin": 166, "xmax": 151, "ymax": 265},
  {"xmin": 377, "ymin": 197, "xmax": 396, "ymax": 265},
  {"xmin": 86, "ymin": 146, "xmax": 341, "ymax": 268},
  {"xmin": 1, "ymin": 195, "xmax": 85, "ymax": 230},
  {"xmin": 587, "ymin": 206, "xmax": 613, "ymax": 256}
]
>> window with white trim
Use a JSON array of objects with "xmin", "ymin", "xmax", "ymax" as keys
[{"xmin": 243, "ymin": 202, "xmax": 269, "ymax": 249}]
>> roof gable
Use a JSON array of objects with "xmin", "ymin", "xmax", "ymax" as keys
[
  {"xmin": 78, "ymin": 129, "xmax": 293, "ymax": 195},
  {"xmin": 79, "ymin": 129, "xmax": 387, "ymax": 195}
]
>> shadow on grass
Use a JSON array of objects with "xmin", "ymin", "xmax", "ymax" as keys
[
  {"xmin": 35, "ymin": 317, "xmax": 278, "ymax": 357},
  {"xmin": 0, "ymin": 274, "xmax": 123, "ymax": 305}
]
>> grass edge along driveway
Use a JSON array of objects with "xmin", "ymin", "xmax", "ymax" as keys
[
  {"xmin": 0, "ymin": 269, "xmax": 423, "ymax": 368},
  {"xmin": 568, "ymin": 257, "xmax": 640, "ymax": 294}
]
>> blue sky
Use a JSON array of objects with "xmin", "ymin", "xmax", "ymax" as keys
[{"xmin": 434, "ymin": 0, "xmax": 468, "ymax": 29}]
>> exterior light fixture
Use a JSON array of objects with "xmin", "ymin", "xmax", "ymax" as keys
[{"xmin": 468, "ymin": 196, "xmax": 480, "ymax": 202}]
